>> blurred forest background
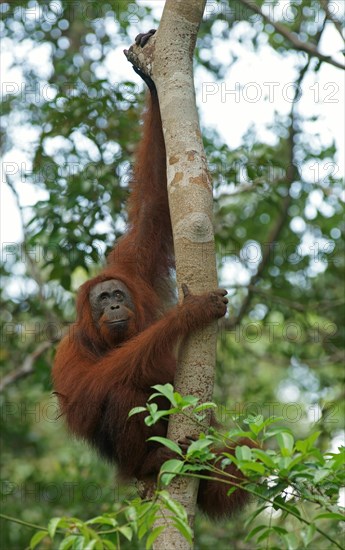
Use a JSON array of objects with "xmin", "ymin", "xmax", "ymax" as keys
[{"xmin": 1, "ymin": 1, "xmax": 344, "ymax": 549}]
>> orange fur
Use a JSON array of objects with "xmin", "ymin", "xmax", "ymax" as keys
[{"xmin": 53, "ymin": 82, "xmax": 253, "ymax": 519}]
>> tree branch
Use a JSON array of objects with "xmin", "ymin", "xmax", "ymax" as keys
[
  {"xmin": 0, "ymin": 341, "xmax": 53, "ymax": 392},
  {"xmin": 226, "ymin": 284, "xmax": 345, "ymax": 315},
  {"xmin": 125, "ymin": 2, "xmax": 211, "ymax": 547},
  {"xmin": 320, "ymin": 0, "xmax": 344, "ymax": 39},
  {"xmin": 238, "ymin": 0, "xmax": 345, "ymax": 70}
]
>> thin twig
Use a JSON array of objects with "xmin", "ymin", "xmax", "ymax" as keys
[
  {"xmin": 320, "ymin": 0, "xmax": 344, "ymax": 40},
  {"xmin": 226, "ymin": 285, "xmax": 345, "ymax": 314},
  {"xmin": 0, "ymin": 341, "xmax": 53, "ymax": 392}
]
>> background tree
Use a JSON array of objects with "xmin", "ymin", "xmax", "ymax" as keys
[{"xmin": 1, "ymin": 1, "xmax": 344, "ymax": 549}]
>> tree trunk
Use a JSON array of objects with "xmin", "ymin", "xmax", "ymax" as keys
[
  {"xmin": 126, "ymin": 1, "xmax": 217, "ymax": 547},
  {"xmin": 153, "ymin": 2, "xmax": 217, "ymax": 548}
]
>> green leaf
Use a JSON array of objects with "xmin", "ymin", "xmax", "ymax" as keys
[
  {"xmin": 194, "ymin": 402, "xmax": 217, "ymax": 413},
  {"xmin": 235, "ymin": 445, "xmax": 252, "ymax": 461},
  {"xmin": 271, "ymin": 526, "xmax": 288, "ymax": 535},
  {"xmin": 138, "ymin": 511, "xmax": 156, "ymax": 540},
  {"xmin": 246, "ymin": 414, "xmax": 265, "ymax": 434},
  {"xmin": 246, "ymin": 505, "xmax": 269, "ymax": 525},
  {"xmin": 301, "ymin": 524, "xmax": 316, "ymax": 547},
  {"xmin": 315, "ymin": 512, "xmax": 345, "ymax": 521},
  {"xmin": 240, "ymin": 461, "xmax": 265, "ymax": 474},
  {"xmin": 159, "ymin": 490, "xmax": 187, "ymax": 517},
  {"xmin": 172, "ymin": 517, "xmax": 193, "ymax": 545},
  {"xmin": 145, "ymin": 526, "xmax": 165, "ymax": 549},
  {"xmin": 128, "ymin": 406, "xmax": 147, "ymax": 417},
  {"xmin": 313, "ymin": 468, "xmax": 331, "ymax": 483},
  {"xmin": 330, "ymin": 450, "xmax": 345, "ymax": 469},
  {"xmin": 144, "ymin": 409, "xmax": 174, "ymax": 426},
  {"xmin": 253, "ymin": 449, "xmax": 276, "ymax": 468},
  {"xmin": 150, "ymin": 384, "xmax": 176, "ymax": 405},
  {"xmin": 186, "ymin": 438, "xmax": 213, "ymax": 454},
  {"xmin": 147, "ymin": 403, "xmax": 158, "ymax": 414},
  {"xmin": 225, "ymin": 428, "xmax": 254, "ymax": 439},
  {"xmin": 295, "ymin": 431, "xmax": 321, "ymax": 453},
  {"xmin": 59, "ymin": 536, "xmax": 80, "ymax": 550},
  {"xmin": 47, "ymin": 517, "xmax": 65, "ymax": 538},
  {"xmin": 264, "ymin": 428, "xmax": 289, "ymax": 440},
  {"xmin": 286, "ymin": 454, "xmax": 304, "ymax": 470},
  {"xmin": 282, "ymin": 532, "xmax": 299, "ymax": 550},
  {"xmin": 86, "ymin": 516, "xmax": 117, "ymax": 527},
  {"xmin": 148, "ymin": 437, "xmax": 182, "ymax": 455},
  {"xmin": 118, "ymin": 526, "xmax": 133, "ymax": 541},
  {"xmin": 246, "ymin": 524, "xmax": 266, "ymax": 541},
  {"xmin": 30, "ymin": 531, "xmax": 48, "ymax": 549},
  {"xmin": 160, "ymin": 459, "xmax": 184, "ymax": 485},
  {"xmin": 257, "ymin": 528, "xmax": 271, "ymax": 543},
  {"xmin": 276, "ymin": 432, "xmax": 294, "ymax": 456},
  {"xmin": 177, "ymin": 395, "xmax": 199, "ymax": 408},
  {"xmin": 102, "ymin": 540, "xmax": 116, "ymax": 549},
  {"xmin": 86, "ymin": 541, "xmax": 99, "ymax": 549},
  {"xmin": 221, "ymin": 451, "xmax": 238, "ymax": 466}
]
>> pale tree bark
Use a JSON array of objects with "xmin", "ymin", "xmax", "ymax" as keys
[{"xmin": 127, "ymin": 1, "xmax": 217, "ymax": 547}]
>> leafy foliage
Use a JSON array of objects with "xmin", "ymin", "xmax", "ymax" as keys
[
  {"xmin": 29, "ymin": 493, "xmax": 192, "ymax": 550},
  {"xmin": 25, "ymin": 383, "xmax": 344, "ymax": 549},
  {"xmin": 130, "ymin": 385, "xmax": 344, "ymax": 550}
]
